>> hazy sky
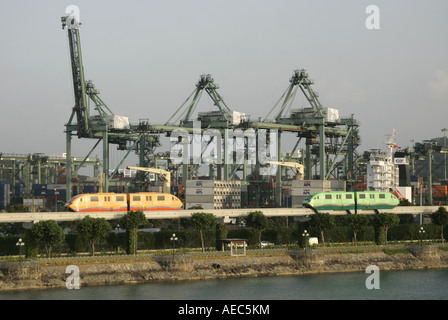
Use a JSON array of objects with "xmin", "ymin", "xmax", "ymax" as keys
[{"xmin": 1, "ymin": 1, "xmax": 447, "ymax": 164}]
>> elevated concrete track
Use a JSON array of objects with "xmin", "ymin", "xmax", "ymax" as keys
[{"xmin": 0, "ymin": 206, "xmax": 444, "ymax": 224}]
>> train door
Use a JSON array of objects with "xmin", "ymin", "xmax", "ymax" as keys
[
  {"xmin": 102, "ymin": 195, "xmax": 112, "ymax": 211},
  {"xmin": 156, "ymin": 194, "xmax": 165, "ymax": 209}
]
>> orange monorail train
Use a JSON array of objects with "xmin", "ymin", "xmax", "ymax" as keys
[{"xmin": 64, "ymin": 192, "xmax": 184, "ymax": 212}]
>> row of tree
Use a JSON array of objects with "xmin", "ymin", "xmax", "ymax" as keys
[
  {"xmin": 16, "ymin": 211, "xmax": 272, "ymax": 257},
  {"xmin": 6, "ymin": 207, "xmax": 448, "ymax": 258},
  {"xmin": 308, "ymin": 207, "xmax": 448, "ymax": 244}
]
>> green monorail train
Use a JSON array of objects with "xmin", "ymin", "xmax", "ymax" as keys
[{"xmin": 302, "ymin": 191, "xmax": 399, "ymax": 211}]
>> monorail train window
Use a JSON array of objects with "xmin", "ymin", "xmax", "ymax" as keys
[
  {"xmin": 325, "ymin": 194, "xmax": 332, "ymax": 199},
  {"xmin": 116, "ymin": 196, "xmax": 124, "ymax": 201},
  {"xmin": 133, "ymin": 196, "xmax": 140, "ymax": 201},
  {"xmin": 346, "ymin": 194, "xmax": 352, "ymax": 199},
  {"xmin": 370, "ymin": 194, "xmax": 375, "ymax": 199},
  {"xmin": 157, "ymin": 195, "xmax": 165, "ymax": 201},
  {"xmin": 379, "ymin": 194, "xmax": 386, "ymax": 199},
  {"xmin": 336, "ymin": 194, "xmax": 341, "ymax": 199},
  {"xmin": 359, "ymin": 194, "xmax": 366, "ymax": 199},
  {"xmin": 91, "ymin": 196, "xmax": 98, "ymax": 202}
]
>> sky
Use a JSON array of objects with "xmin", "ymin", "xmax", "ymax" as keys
[{"xmin": 0, "ymin": 0, "xmax": 447, "ymax": 167}]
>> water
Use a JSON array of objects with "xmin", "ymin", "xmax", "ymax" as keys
[{"xmin": 1, "ymin": 269, "xmax": 447, "ymax": 300}]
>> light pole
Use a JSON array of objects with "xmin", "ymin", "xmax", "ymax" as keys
[
  {"xmin": 16, "ymin": 238, "xmax": 24, "ymax": 267},
  {"xmin": 419, "ymin": 226, "xmax": 425, "ymax": 247},
  {"xmin": 442, "ymin": 128, "xmax": 447, "ymax": 181},
  {"xmin": 170, "ymin": 233, "xmax": 178, "ymax": 260},
  {"xmin": 54, "ymin": 188, "xmax": 58, "ymax": 212},
  {"xmin": 302, "ymin": 230, "xmax": 309, "ymax": 250},
  {"xmin": 239, "ymin": 220, "xmax": 245, "ymax": 238},
  {"xmin": 115, "ymin": 224, "xmax": 120, "ymax": 252}
]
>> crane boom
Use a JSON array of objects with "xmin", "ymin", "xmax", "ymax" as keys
[
  {"xmin": 62, "ymin": 15, "xmax": 90, "ymax": 137},
  {"xmin": 126, "ymin": 166, "xmax": 171, "ymax": 190},
  {"xmin": 267, "ymin": 161, "xmax": 305, "ymax": 179}
]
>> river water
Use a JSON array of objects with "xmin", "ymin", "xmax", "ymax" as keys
[{"xmin": 1, "ymin": 268, "xmax": 447, "ymax": 300}]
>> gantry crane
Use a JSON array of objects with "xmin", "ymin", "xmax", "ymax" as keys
[
  {"xmin": 262, "ymin": 69, "xmax": 360, "ymax": 182},
  {"xmin": 242, "ymin": 69, "xmax": 360, "ymax": 205},
  {"xmin": 60, "ymin": 11, "xmax": 360, "ymax": 208},
  {"xmin": 164, "ymin": 74, "xmax": 248, "ymax": 183},
  {"xmin": 61, "ymin": 13, "xmax": 160, "ymax": 200}
]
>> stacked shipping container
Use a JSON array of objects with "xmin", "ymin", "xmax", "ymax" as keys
[
  {"xmin": 23, "ymin": 196, "xmax": 46, "ymax": 212},
  {"xmin": 0, "ymin": 184, "xmax": 10, "ymax": 210},
  {"xmin": 32, "ymin": 184, "xmax": 67, "ymax": 196},
  {"xmin": 185, "ymin": 180, "xmax": 241, "ymax": 210}
]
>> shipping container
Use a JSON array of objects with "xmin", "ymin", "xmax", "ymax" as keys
[
  {"xmin": 47, "ymin": 184, "xmax": 67, "ymax": 190},
  {"xmin": 15, "ymin": 183, "xmax": 24, "ymax": 197},
  {"xmin": 82, "ymin": 186, "xmax": 98, "ymax": 193},
  {"xmin": 185, "ymin": 188, "xmax": 215, "ymax": 196},
  {"xmin": 292, "ymin": 180, "xmax": 332, "ymax": 189},
  {"xmin": 185, "ymin": 203, "xmax": 215, "ymax": 210},
  {"xmin": 185, "ymin": 195, "xmax": 216, "ymax": 203},
  {"xmin": 330, "ymin": 180, "xmax": 346, "ymax": 191},
  {"xmin": 23, "ymin": 196, "xmax": 46, "ymax": 212},
  {"xmin": 433, "ymin": 185, "xmax": 448, "ymax": 199},
  {"xmin": 185, "ymin": 180, "xmax": 215, "ymax": 188},
  {"xmin": 291, "ymin": 187, "xmax": 331, "ymax": 196}
]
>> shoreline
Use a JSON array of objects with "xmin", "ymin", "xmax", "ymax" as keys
[{"xmin": 1, "ymin": 246, "xmax": 448, "ymax": 292}]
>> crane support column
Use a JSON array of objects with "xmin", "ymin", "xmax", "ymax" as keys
[
  {"xmin": 275, "ymin": 130, "xmax": 282, "ymax": 207},
  {"xmin": 66, "ymin": 128, "xmax": 72, "ymax": 202},
  {"xmin": 319, "ymin": 122, "xmax": 326, "ymax": 179},
  {"xmin": 223, "ymin": 129, "xmax": 229, "ymax": 180},
  {"xmin": 103, "ymin": 129, "xmax": 109, "ymax": 192}
]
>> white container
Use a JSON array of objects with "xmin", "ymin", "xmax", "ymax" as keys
[
  {"xmin": 185, "ymin": 202, "xmax": 215, "ymax": 210},
  {"xmin": 185, "ymin": 195, "xmax": 215, "ymax": 203},
  {"xmin": 291, "ymin": 196, "xmax": 307, "ymax": 205},
  {"xmin": 185, "ymin": 188, "xmax": 215, "ymax": 196},
  {"xmin": 330, "ymin": 180, "xmax": 346, "ymax": 191},
  {"xmin": 186, "ymin": 180, "xmax": 216, "ymax": 188},
  {"xmin": 292, "ymin": 180, "xmax": 332, "ymax": 189}
]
